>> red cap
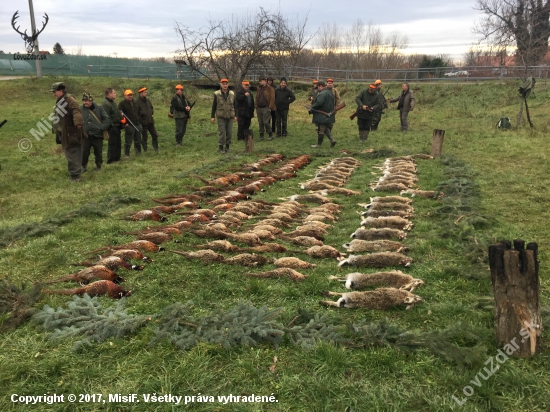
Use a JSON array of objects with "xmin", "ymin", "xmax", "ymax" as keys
[
  {"xmin": 220, "ymin": 78, "xmax": 229, "ymax": 83},
  {"xmin": 327, "ymin": 78, "xmax": 334, "ymax": 83},
  {"xmin": 369, "ymin": 84, "xmax": 377, "ymax": 89}
]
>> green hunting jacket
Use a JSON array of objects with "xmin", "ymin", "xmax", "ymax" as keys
[
  {"xmin": 81, "ymin": 103, "xmax": 111, "ymax": 138},
  {"xmin": 102, "ymin": 97, "xmax": 123, "ymax": 127},
  {"xmin": 136, "ymin": 96, "xmax": 155, "ymax": 125},
  {"xmin": 211, "ymin": 90, "xmax": 236, "ymax": 119},
  {"xmin": 355, "ymin": 89, "xmax": 382, "ymax": 120},
  {"xmin": 311, "ymin": 88, "xmax": 335, "ymax": 125}
]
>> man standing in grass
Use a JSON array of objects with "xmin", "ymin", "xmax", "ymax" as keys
[
  {"xmin": 354, "ymin": 84, "xmax": 381, "ymax": 143},
  {"xmin": 170, "ymin": 84, "xmax": 191, "ymax": 146},
  {"xmin": 80, "ymin": 93, "xmax": 110, "ymax": 172},
  {"xmin": 102, "ymin": 88, "xmax": 123, "ymax": 164},
  {"xmin": 51, "ymin": 82, "xmax": 85, "ymax": 182},
  {"xmin": 326, "ymin": 78, "xmax": 340, "ymax": 139},
  {"xmin": 255, "ymin": 76, "xmax": 275, "ymax": 141},
  {"xmin": 236, "ymin": 80, "xmax": 254, "ymax": 141},
  {"xmin": 274, "ymin": 77, "xmax": 296, "ymax": 137},
  {"xmin": 308, "ymin": 79, "xmax": 319, "ymax": 102},
  {"xmin": 211, "ymin": 78, "xmax": 236, "ymax": 154},
  {"xmin": 136, "ymin": 87, "xmax": 159, "ymax": 152},
  {"xmin": 388, "ymin": 83, "xmax": 415, "ymax": 132},
  {"xmin": 310, "ymin": 80, "xmax": 336, "ymax": 148},
  {"xmin": 118, "ymin": 90, "xmax": 141, "ymax": 158},
  {"xmin": 371, "ymin": 79, "xmax": 387, "ymax": 131}
]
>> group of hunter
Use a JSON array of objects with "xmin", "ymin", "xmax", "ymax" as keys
[{"xmin": 49, "ymin": 78, "xmax": 414, "ymax": 181}]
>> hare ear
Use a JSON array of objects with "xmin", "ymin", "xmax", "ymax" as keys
[{"xmin": 404, "ymin": 297, "xmax": 414, "ymax": 304}]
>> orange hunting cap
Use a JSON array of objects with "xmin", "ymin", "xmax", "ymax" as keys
[
  {"xmin": 374, "ymin": 79, "xmax": 382, "ymax": 85},
  {"xmin": 220, "ymin": 78, "xmax": 229, "ymax": 83},
  {"xmin": 369, "ymin": 84, "xmax": 376, "ymax": 89},
  {"xmin": 138, "ymin": 87, "xmax": 147, "ymax": 93},
  {"xmin": 313, "ymin": 79, "xmax": 318, "ymax": 84},
  {"xmin": 241, "ymin": 81, "xmax": 250, "ymax": 85},
  {"xmin": 124, "ymin": 89, "xmax": 133, "ymax": 96},
  {"xmin": 327, "ymin": 78, "xmax": 334, "ymax": 82},
  {"xmin": 175, "ymin": 84, "xmax": 184, "ymax": 90}
]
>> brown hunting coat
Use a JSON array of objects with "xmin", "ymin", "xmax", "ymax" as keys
[{"xmin": 57, "ymin": 92, "xmax": 85, "ymax": 149}]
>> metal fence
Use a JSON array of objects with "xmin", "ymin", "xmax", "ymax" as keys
[{"xmin": 0, "ymin": 53, "xmax": 197, "ymax": 80}]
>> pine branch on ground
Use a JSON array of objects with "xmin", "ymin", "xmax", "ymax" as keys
[
  {"xmin": 0, "ymin": 280, "xmax": 43, "ymax": 334},
  {"xmin": 32, "ymin": 294, "xmax": 152, "ymax": 351}
]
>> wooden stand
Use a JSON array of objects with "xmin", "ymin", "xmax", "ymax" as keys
[
  {"xmin": 489, "ymin": 240, "xmax": 542, "ymax": 357},
  {"xmin": 430, "ymin": 129, "xmax": 445, "ymax": 157}
]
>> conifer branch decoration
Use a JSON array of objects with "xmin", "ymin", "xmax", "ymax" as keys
[
  {"xmin": 32, "ymin": 294, "xmax": 151, "ymax": 351},
  {"xmin": 0, "ymin": 280, "xmax": 43, "ymax": 333}
]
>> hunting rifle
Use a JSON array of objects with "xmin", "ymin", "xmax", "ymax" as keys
[
  {"xmin": 305, "ymin": 101, "xmax": 347, "ymax": 117},
  {"xmin": 120, "ymin": 111, "xmax": 140, "ymax": 132},
  {"xmin": 350, "ymin": 85, "xmax": 391, "ymax": 121},
  {"xmin": 168, "ymin": 101, "xmax": 195, "ymax": 118}
]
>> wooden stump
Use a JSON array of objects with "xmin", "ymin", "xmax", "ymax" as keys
[
  {"xmin": 430, "ymin": 129, "xmax": 445, "ymax": 157},
  {"xmin": 245, "ymin": 133, "xmax": 254, "ymax": 153},
  {"xmin": 489, "ymin": 240, "xmax": 542, "ymax": 357}
]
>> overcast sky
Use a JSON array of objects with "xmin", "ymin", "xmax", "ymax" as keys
[{"xmin": 0, "ymin": 0, "xmax": 483, "ymax": 62}]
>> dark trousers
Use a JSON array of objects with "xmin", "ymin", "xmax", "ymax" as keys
[
  {"xmin": 357, "ymin": 117, "xmax": 374, "ymax": 131},
  {"xmin": 399, "ymin": 110, "xmax": 410, "ymax": 131},
  {"xmin": 82, "ymin": 136, "xmax": 103, "ymax": 167},
  {"xmin": 141, "ymin": 123, "xmax": 159, "ymax": 151},
  {"xmin": 107, "ymin": 125, "xmax": 121, "ymax": 164},
  {"xmin": 124, "ymin": 126, "xmax": 142, "ymax": 156},
  {"xmin": 64, "ymin": 144, "xmax": 83, "ymax": 178},
  {"xmin": 237, "ymin": 116, "xmax": 252, "ymax": 140},
  {"xmin": 175, "ymin": 117, "xmax": 188, "ymax": 144},
  {"xmin": 270, "ymin": 110, "xmax": 276, "ymax": 133},
  {"xmin": 275, "ymin": 109, "xmax": 288, "ymax": 136}
]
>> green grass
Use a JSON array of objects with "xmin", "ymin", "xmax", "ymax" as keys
[{"xmin": 0, "ymin": 76, "xmax": 548, "ymax": 411}]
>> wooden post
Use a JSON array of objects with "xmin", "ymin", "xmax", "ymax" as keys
[
  {"xmin": 244, "ymin": 131, "xmax": 254, "ymax": 153},
  {"xmin": 489, "ymin": 240, "xmax": 542, "ymax": 357},
  {"xmin": 430, "ymin": 129, "xmax": 445, "ymax": 157}
]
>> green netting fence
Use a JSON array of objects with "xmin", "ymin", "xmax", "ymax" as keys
[{"xmin": 0, "ymin": 53, "xmax": 199, "ymax": 80}]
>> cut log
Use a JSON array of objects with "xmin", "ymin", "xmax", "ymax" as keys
[{"xmin": 489, "ymin": 240, "xmax": 542, "ymax": 357}]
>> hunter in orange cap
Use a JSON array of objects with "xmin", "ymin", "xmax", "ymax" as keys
[
  {"xmin": 354, "ymin": 83, "xmax": 382, "ymax": 142},
  {"xmin": 369, "ymin": 84, "xmax": 377, "ymax": 89},
  {"xmin": 220, "ymin": 78, "xmax": 229, "ymax": 83},
  {"xmin": 171, "ymin": 82, "xmax": 191, "ymax": 146},
  {"xmin": 124, "ymin": 89, "xmax": 133, "ymax": 96},
  {"xmin": 309, "ymin": 80, "xmax": 319, "ymax": 102},
  {"xmin": 212, "ymin": 77, "xmax": 236, "ymax": 153},
  {"xmin": 327, "ymin": 78, "xmax": 334, "ymax": 83},
  {"xmin": 135, "ymin": 85, "xmax": 159, "ymax": 152}
]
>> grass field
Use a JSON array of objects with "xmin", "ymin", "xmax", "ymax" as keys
[{"xmin": 0, "ymin": 76, "xmax": 548, "ymax": 411}]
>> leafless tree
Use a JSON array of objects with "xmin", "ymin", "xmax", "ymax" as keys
[
  {"xmin": 317, "ymin": 22, "xmax": 341, "ymax": 55},
  {"xmin": 174, "ymin": 8, "xmax": 314, "ymax": 83},
  {"xmin": 474, "ymin": 0, "xmax": 550, "ymax": 71}
]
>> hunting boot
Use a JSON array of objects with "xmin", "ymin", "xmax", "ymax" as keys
[
  {"xmin": 311, "ymin": 134, "xmax": 324, "ymax": 148},
  {"xmin": 259, "ymin": 133, "xmax": 264, "ymax": 141},
  {"xmin": 326, "ymin": 128, "xmax": 337, "ymax": 148},
  {"xmin": 142, "ymin": 139, "xmax": 148, "ymax": 152},
  {"xmin": 225, "ymin": 144, "xmax": 230, "ymax": 153},
  {"xmin": 153, "ymin": 140, "xmax": 159, "ymax": 153},
  {"xmin": 219, "ymin": 145, "xmax": 226, "ymax": 154},
  {"xmin": 360, "ymin": 130, "xmax": 369, "ymax": 142},
  {"xmin": 267, "ymin": 132, "xmax": 274, "ymax": 141}
]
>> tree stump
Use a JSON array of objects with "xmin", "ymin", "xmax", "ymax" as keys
[
  {"xmin": 430, "ymin": 129, "xmax": 445, "ymax": 157},
  {"xmin": 245, "ymin": 131, "xmax": 254, "ymax": 153},
  {"xmin": 489, "ymin": 240, "xmax": 542, "ymax": 357}
]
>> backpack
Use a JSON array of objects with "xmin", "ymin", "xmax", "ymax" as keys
[{"xmin": 496, "ymin": 117, "xmax": 511, "ymax": 129}]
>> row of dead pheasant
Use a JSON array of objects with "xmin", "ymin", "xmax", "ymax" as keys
[
  {"xmin": 321, "ymin": 155, "xmax": 439, "ymax": 310},
  {"xmin": 41, "ymin": 154, "xmax": 311, "ymax": 298}
]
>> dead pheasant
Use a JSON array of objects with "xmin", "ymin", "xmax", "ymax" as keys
[
  {"xmin": 73, "ymin": 256, "xmax": 143, "ymax": 271},
  {"xmin": 88, "ymin": 240, "xmax": 164, "ymax": 254},
  {"xmin": 244, "ymin": 268, "xmax": 307, "ymax": 281},
  {"xmin": 104, "ymin": 249, "xmax": 152, "ymax": 263},
  {"xmin": 44, "ymin": 265, "xmax": 124, "ymax": 284},
  {"xmin": 175, "ymin": 209, "xmax": 217, "ymax": 219},
  {"xmin": 223, "ymin": 253, "xmax": 269, "ymax": 266},
  {"xmin": 169, "ymin": 249, "xmax": 225, "ymax": 264},
  {"xmin": 124, "ymin": 210, "xmax": 167, "ymax": 222},
  {"xmin": 137, "ymin": 232, "xmax": 175, "ymax": 244},
  {"xmin": 124, "ymin": 227, "xmax": 182, "ymax": 236},
  {"xmin": 43, "ymin": 280, "xmax": 131, "ymax": 299},
  {"xmin": 192, "ymin": 240, "xmax": 240, "ymax": 252}
]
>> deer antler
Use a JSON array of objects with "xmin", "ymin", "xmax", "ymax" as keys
[
  {"xmin": 11, "ymin": 11, "xmax": 29, "ymax": 40},
  {"xmin": 32, "ymin": 13, "xmax": 49, "ymax": 40}
]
